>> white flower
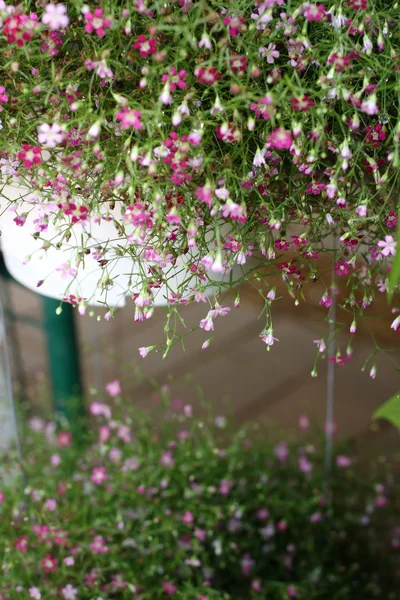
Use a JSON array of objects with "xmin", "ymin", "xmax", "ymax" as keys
[
  {"xmin": 38, "ymin": 123, "xmax": 64, "ymax": 148},
  {"xmin": 42, "ymin": 3, "xmax": 69, "ymax": 30}
]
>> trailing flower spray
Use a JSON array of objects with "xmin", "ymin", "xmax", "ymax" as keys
[{"xmin": 0, "ymin": 0, "xmax": 399, "ymax": 365}]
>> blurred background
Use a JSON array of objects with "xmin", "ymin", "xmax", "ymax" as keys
[{"xmin": 1, "ymin": 251, "xmax": 399, "ymax": 459}]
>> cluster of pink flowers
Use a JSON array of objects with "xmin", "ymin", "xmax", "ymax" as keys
[
  {"xmin": 0, "ymin": 0, "xmax": 398, "ymax": 367},
  {"xmin": 0, "ymin": 385, "xmax": 398, "ymax": 599}
]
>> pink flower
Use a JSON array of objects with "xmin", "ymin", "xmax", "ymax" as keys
[
  {"xmin": 38, "ymin": 122, "xmax": 64, "ymax": 147},
  {"xmin": 56, "ymin": 262, "xmax": 77, "ymax": 280},
  {"xmin": 240, "ymin": 553, "xmax": 255, "ymax": 576},
  {"xmin": 90, "ymin": 402, "xmax": 112, "ymax": 419},
  {"xmin": 105, "ymin": 379, "xmax": 121, "ymax": 397},
  {"xmin": 287, "ymin": 584, "xmax": 297, "ymax": 597},
  {"xmin": 160, "ymin": 450, "xmax": 175, "ymax": 467},
  {"xmin": 61, "ymin": 584, "xmax": 78, "ymax": 600},
  {"xmin": 223, "ymin": 15, "xmax": 246, "ymax": 36},
  {"xmin": 302, "ymin": 3, "xmax": 326, "ymax": 21},
  {"xmin": 313, "ymin": 339, "xmax": 326, "ymax": 353},
  {"xmin": 115, "ymin": 107, "xmax": 143, "ymax": 130},
  {"xmin": 361, "ymin": 94, "xmax": 379, "ymax": 115},
  {"xmin": 194, "ymin": 65, "xmax": 221, "ymax": 85},
  {"xmin": 267, "ymin": 128, "xmax": 293, "ymax": 150},
  {"xmin": 45, "ymin": 499, "xmax": 57, "ymax": 512},
  {"xmin": 16, "ymin": 536, "xmax": 29, "ymax": 552},
  {"xmin": 17, "ymin": 144, "xmax": 42, "ymax": 168},
  {"xmin": 64, "ymin": 556, "xmax": 74, "ymax": 566},
  {"xmin": 319, "ymin": 295, "xmax": 332, "ymax": 308},
  {"xmin": 250, "ymin": 95, "xmax": 274, "ymax": 119},
  {"xmin": 42, "ymin": 3, "xmax": 69, "ymax": 30},
  {"xmin": 298, "ymin": 455, "xmax": 312, "ymax": 473},
  {"xmin": 50, "ymin": 453, "xmax": 61, "ymax": 467},
  {"xmin": 196, "ymin": 184, "xmax": 213, "ymax": 207},
  {"xmin": 274, "ymin": 441, "xmax": 289, "ymax": 463},
  {"xmin": 162, "ymin": 581, "xmax": 177, "ymax": 595},
  {"xmin": 336, "ymin": 455, "xmax": 352, "ymax": 468},
  {"xmin": 260, "ymin": 328, "xmax": 279, "ymax": 346},
  {"xmin": 377, "ymin": 235, "xmax": 397, "ymax": 257},
  {"xmin": 90, "ymin": 535, "xmax": 109, "ymax": 554},
  {"xmin": 29, "ymin": 588, "xmax": 41, "ymax": 600},
  {"xmin": 84, "ymin": 8, "xmax": 112, "ymax": 37},
  {"xmin": 259, "ymin": 43, "xmax": 280, "ymax": 63},
  {"xmin": 181, "ymin": 511, "xmax": 194, "ymax": 524},
  {"xmin": 91, "ymin": 466, "xmax": 108, "ymax": 485},
  {"xmin": 0, "ymin": 490, "xmax": 4, "ymax": 504},
  {"xmin": 57, "ymin": 431, "xmax": 72, "ymax": 447},
  {"xmin": 298, "ymin": 414, "xmax": 310, "ymax": 430},
  {"xmin": 41, "ymin": 554, "xmax": 57, "ymax": 572}
]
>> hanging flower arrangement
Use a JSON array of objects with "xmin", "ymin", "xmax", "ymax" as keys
[{"xmin": 0, "ymin": 0, "xmax": 399, "ymax": 359}]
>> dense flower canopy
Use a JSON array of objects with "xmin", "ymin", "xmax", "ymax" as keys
[{"xmin": 0, "ymin": 0, "xmax": 399, "ymax": 357}]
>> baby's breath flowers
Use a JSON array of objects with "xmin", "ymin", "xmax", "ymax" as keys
[
  {"xmin": 0, "ymin": 0, "xmax": 399, "ymax": 362},
  {"xmin": 0, "ymin": 383, "xmax": 399, "ymax": 599}
]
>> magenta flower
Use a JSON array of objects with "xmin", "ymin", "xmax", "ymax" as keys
[
  {"xmin": 134, "ymin": 34, "xmax": 157, "ymax": 57},
  {"xmin": 223, "ymin": 15, "xmax": 246, "ymax": 36},
  {"xmin": 84, "ymin": 8, "xmax": 112, "ymax": 37},
  {"xmin": 17, "ymin": 144, "xmax": 42, "ymax": 168},
  {"xmin": 162, "ymin": 581, "xmax": 177, "ymax": 596},
  {"xmin": 267, "ymin": 128, "xmax": 293, "ymax": 150},
  {"xmin": 116, "ymin": 107, "xmax": 143, "ymax": 130},
  {"xmin": 334, "ymin": 260, "xmax": 350, "ymax": 276},
  {"xmin": 41, "ymin": 554, "xmax": 57, "ymax": 572},
  {"xmin": 194, "ymin": 65, "xmax": 221, "ymax": 85},
  {"xmin": 302, "ymin": 3, "xmax": 326, "ymax": 21},
  {"xmin": 16, "ymin": 536, "xmax": 29, "ymax": 553},
  {"xmin": 0, "ymin": 85, "xmax": 9, "ymax": 109}
]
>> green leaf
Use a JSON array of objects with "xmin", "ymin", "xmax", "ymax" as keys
[
  {"xmin": 373, "ymin": 392, "xmax": 400, "ymax": 427},
  {"xmin": 388, "ymin": 217, "xmax": 400, "ymax": 300}
]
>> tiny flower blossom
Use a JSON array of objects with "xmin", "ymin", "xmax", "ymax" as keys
[
  {"xmin": 84, "ymin": 8, "xmax": 112, "ymax": 37},
  {"xmin": 91, "ymin": 467, "xmax": 108, "ymax": 485},
  {"xmin": 133, "ymin": 34, "xmax": 156, "ymax": 57},
  {"xmin": 17, "ymin": 144, "xmax": 42, "ymax": 168},
  {"xmin": 162, "ymin": 582, "xmax": 177, "ymax": 596},
  {"xmin": 259, "ymin": 43, "xmax": 280, "ymax": 64},
  {"xmin": 0, "ymin": 86, "xmax": 9, "ymax": 109},
  {"xmin": 29, "ymin": 588, "xmax": 41, "ymax": 600},
  {"xmin": 42, "ymin": 4, "xmax": 69, "ymax": 30},
  {"xmin": 267, "ymin": 128, "xmax": 293, "ymax": 150},
  {"xmin": 115, "ymin": 107, "xmax": 143, "ymax": 130},
  {"xmin": 61, "ymin": 584, "xmax": 78, "ymax": 600},
  {"xmin": 105, "ymin": 379, "xmax": 121, "ymax": 397},
  {"xmin": 377, "ymin": 235, "xmax": 397, "ymax": 257},
  {"xmin": 336, "ymin": 455, "xmax": 352, "ymax": 468}
]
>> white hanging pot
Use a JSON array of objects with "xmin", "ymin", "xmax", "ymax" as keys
[{"xmin": 0, "ymin": 183, "xmax": 246, "ymax": 309}]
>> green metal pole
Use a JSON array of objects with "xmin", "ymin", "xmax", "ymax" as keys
[{"xmin": 42, "ymin": 298, "xmax": 83, "ymax": 424}]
